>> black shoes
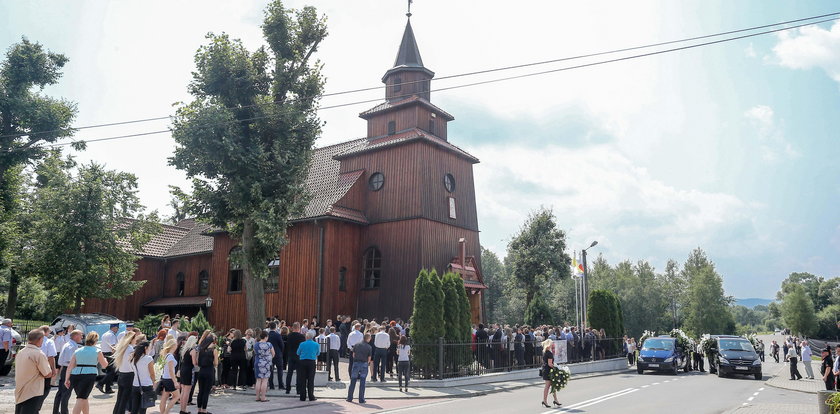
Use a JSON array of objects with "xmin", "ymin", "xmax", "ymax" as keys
[
  {"xmin": 542, "ymin": 402, "xmax": 551, "ymax": 408},
  {"xmin": 553, "ymin": 401, "xmax": 562, "ymax": 407}
]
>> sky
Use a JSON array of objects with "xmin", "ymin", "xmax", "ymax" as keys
[{"xmin": 2, "ymin": 0, "xmax": 839, "ymax": 299}]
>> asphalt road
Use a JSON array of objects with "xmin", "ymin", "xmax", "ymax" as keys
[{"xmin": 377, "ymin": 359, "xmax": 814, "ymax": 414}]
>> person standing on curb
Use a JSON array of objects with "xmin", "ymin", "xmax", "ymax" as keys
[
  {"xmin": 786, "ymin": 341, "xmax": 802, "ymax": 380},
  {"xmin": 327, "ymin": 327, "xmax": 341, "ymax": 382},
  {"xmin": 347, "ymin": 333, "xmax": 372, "ymax": 404},
  {"xmin": 396, "ymin": 336, "xmax": 411, "ymax": 392},
  {"xmin": 801, "ymin": 340, "xmax": 813, "ymax": 379},
  {"xmin": 821, "ymin": 346, "xmax": 834, "ymax": 391},
  {"xmin": 16, "ymin": 329, "xmax": 54, "ymax": 414},
  {"xmin": 346, "ymin": 323, "xmax": 363, "ymax": 377}
]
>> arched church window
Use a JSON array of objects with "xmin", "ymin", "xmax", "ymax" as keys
[{"xmin": 198, "ymin": 270, "xmax": 209, "ymax": 296}]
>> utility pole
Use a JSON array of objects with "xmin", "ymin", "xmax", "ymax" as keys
[{"xmin": 581, "ymin": 241, "xmax": 598, "ymax": 331}]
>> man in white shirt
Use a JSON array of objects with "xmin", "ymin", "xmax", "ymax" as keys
[
  {"xmin": 327, "ymin": 327, "xmax": 341, "ymax": 382},
  {"xmin": 373, "ymin": 327, "xmax": 391, "ymax": 382},
  {"xmin": 53, "ymin": 330, "xmax": 82, "ymax": 414},
  {"xmin": 0, "ymin": 319, "xmax": 12, "ymax": 366},
  {"xmin": 346, "ymin": 323, "xmax": 363, "ymax": 377},
  {"xmin": 801, "ymin": 340, "xmax": 814, "ymax": 379},
  {"xmin": 35, "ymin": 326, "xmax": 58, "ymax": 410},
  {"xmin": 96, "ymin": 323, "xmax": 119, "ymax": 394},
  {"xmin": 117, "ymin": 322, "xmax": 134, "ymax": 342},
  {"xmin": 167, "ymin": 319, "xmax": 180, "ymax": 339}
]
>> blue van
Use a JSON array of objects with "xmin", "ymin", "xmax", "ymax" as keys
[{"xmin": 637, "ymin": 336, "xmax": 689, "ymax": 375}]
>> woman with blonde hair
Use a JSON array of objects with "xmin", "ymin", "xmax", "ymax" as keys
[
  {"xmin": 540, "ymin": 339, "xmax": 561, "ymax": 408},
  {"xmin": 158, "ymin": 339, "xmax": 180, "ymax": 414},
  {"xmin": 112, "ymin": 330, "xmax": 138, "ymax": 414},
  {"xmin": 65, "ymin": 331, "xmax": 108, "ymax": 414},
  {"xmin": 178, "ymin": 335, "xmax": 198, "ymax": 414}
]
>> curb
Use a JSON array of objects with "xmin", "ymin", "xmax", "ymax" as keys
[
  {"xmin": 763, "ymin": 364, "xmax": 819, "ymax": 395},
  {"xmin": 223, "ymin": 367, "xmax": 635, "ymax": 400}
]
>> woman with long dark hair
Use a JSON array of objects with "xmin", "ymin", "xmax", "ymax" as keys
[
  {"xmin": 396, "ymin": 335, "xmax": 411, "ymax": 392},
  {"xmin": 128, "ymin": 341, "xmax": 155, "ymax": 414},
  {"xmin": 194, "ymin": 333, "xmax": 219, "ymax": 414},
  {"xmin": 227, "ymin": 329, "xmax": 247, "ymax": 390},
  {"xmin": 387, "ymin": 327, "xmax": 399, "ymax": 378}
]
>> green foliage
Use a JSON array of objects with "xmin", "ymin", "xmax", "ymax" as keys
[
  {"xmin": 169, "ymin": 0, "xmax": 328, "ymax": 330},
  {"xmin": 0, "ymin": 38, "xmax": 77, "ymax": 318},
  {"xmin": 441, "ymin": 272, "xmax": 463, "ymax": 342},
  {"xmin": 525, "ymin": 292, "xmax": 553, "ymax": 326},
  {"xmin": 184, "ymin": 310, "xmax": 214, "ymax": 335},
  {"xmin": 410, "ymin": 269, "xmax": 444, "ymax": 374},
  {"xmin": 587, "ymin": 289, "xmax": 622, "ymax": 338},
  {"xmin": 136, "ymin": 313, "xmax": 165, "ymax": 338},
  {"xmin": 31, "ymin": 160, "xmax": 160, "ymax": 313},
  {"xmin": 506, "ymin": 208, "xmax": 571, "ymax": 308},
  {"xmin": 777, "ymin": 272, "xmax": 825, "ymax": 310},
  {"xmin": 781, "ymin": 284, "xmax": 817, "ymax": 337},
  {"xmin": 682, "ymin": 249, "xmax": 735, "ymax": 337}
]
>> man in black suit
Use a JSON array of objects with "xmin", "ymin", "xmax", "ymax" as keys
[
  {"xmin": 339, "ymin": 316, "xmax": 351, "ymax": 358},
  {"xmin": 475, "ymin": 324, "xmax": 489, "ymax": 368},
  {"xmin": 491, "ymin": 324, "xmax": 503, "ymax": 368},
  {"xmin": 267, "ymin": 322, "xmax": 285, "ymax": 390},
  {"xmin": 285, "ymin": 322, "xmax": 306, "ymax": 394}
]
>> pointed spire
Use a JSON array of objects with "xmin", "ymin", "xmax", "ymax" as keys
[{"xmin": 393, "ymin": 19, "xmax": 424, "ymax": 69}]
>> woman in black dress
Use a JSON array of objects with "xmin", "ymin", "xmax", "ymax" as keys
[
  {"xmin": 541, "ymin": 339, "xmax": 561, "ymax": 408},
  {"xmin": 228, "ymin": 330, "xmax": 248, "ymax": 390}
]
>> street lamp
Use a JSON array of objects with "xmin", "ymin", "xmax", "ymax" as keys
[
  {"xmin": 581, "ymin": 241, "xmax": 598, "ymax": 332},
  {"xmin": 204, "ymin": 297, "xmax": 213, "ymax": 308}
]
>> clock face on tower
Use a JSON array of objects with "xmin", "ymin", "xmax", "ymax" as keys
[{"xmin": 444, "ymin": 173, "xmax": 455, "ymax": 193}]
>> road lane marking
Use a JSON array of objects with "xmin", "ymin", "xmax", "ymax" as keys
[
  {"xmin": 753, "ymin": 392, "xmax": 759, "ymax": 396},
  {"xmin": 641, "ymin": 385, "xmax": 650, "ymax": 388},
  {"xmin": 543, "ymin": 388, "xmax": 636, "ymax": 413},
  {"xmin": 571, "ymin": 389, "xmax": 640, "ymax": 410},
  {"xmin": 759, "ymin": 387, "xmax": 764, "ymax": 391},
  {"xmin": 652, "ymin": 382, "xmax": 660, "ymax": 385},
  {"xmin": 747, "ymin": 397, "xmax": 754, "ymax": 401},
  {"xmin": 377, "ymin": 399, "xmax": 457, "ymax": 413}
]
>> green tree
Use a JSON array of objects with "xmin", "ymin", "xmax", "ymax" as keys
[
  {"xmin": 410, "ymin": 269, "xmax": 444, "ymax": 376},
  {"xmin": 681, "ymin": 248, "xmax": 734, "ymax": 336},
  {"xmin": 0, "ymin": 38, "xmax": 77, "ymax": 317},
  {"xmin": 506, "ymin": 208, "xmax": 571, "ymax": 308},
  {"xmin": 781, "ymin": 284, "xmax": 817, "ymax": 337},
  {"xmin": 587, "ymin": 289, "xmax": 622, "ymax": 337},
  {"xmin": 442, "ymin": 272, "xmax": 462, "ymax": 342},
  {"xmin": 661, "ymin": 259, "xmax": 686, "ymax": 329},
  {"xmin": 815, "ymin": 304, "xmax": 840, "ymax": 340},
  {"xmin": 169, "ymin": 1, "xmax": 328, "ymax": 330},
  {"xmin": 481, "ymin": 246, "xmax": 506, "ymax": 323},
  {"xmin": 777, "ymin": 272, "xmax": 825, "ymax": 311},
  {"xmin": 525, "ymin": 291, "xmax": 553, "ymax": 326},
  {"xmin": 184, "ymin": 310, "xmax": 214, "ymax": 334},
  {"xmin": 31, "ymin": 161, "xmax": 159, "ymax": 313}
]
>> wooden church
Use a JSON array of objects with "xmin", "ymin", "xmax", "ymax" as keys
[{"xmin": 82, "ymin": 15, "xmax": 486, "ymax": 329}]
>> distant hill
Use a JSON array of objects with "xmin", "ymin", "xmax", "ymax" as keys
[{"xmin": 735, "ymin": 298, "xmax": 774, "ymax": 308}]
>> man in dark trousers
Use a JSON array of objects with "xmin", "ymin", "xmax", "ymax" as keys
[
  {"xmin": 267, "ymin": 322, "xmax": 285, "ymax": 390},
  {"xmin": 491, "ymin": 324, "xmax": 503, "ymax": 368},
  {"xmin": 285, "ymin": 322, "xmax": 306, "ymax": 394},
  {"xmin": 339, "ymin": 316, "xmax": 351, "ymax": 358},
  {"xmin": 821, "ymin": 346, "xmax": 835, "ymax": 391},
  {"xmin": 475, "ymin": 324, "xmax": 489, "ymax": 368},
  {"xmin": 770, "ymin": 340, "xmax": 780, "ymax": 363},
  {"xmin": 513, "ymin": 328, "xmax": 525, "ymax": 367}
]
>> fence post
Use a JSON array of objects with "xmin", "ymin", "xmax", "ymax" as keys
[{"xmin": 438, "ymin": 337, "xmax": 444, "ymax": 380}]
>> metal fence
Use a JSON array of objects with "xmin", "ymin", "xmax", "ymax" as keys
[{"xmin": 409, "ymin": 337, "xmax": 626, "ymax": 379}]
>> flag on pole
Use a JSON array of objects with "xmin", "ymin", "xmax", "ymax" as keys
[{"xmin": 571, "ymin": 255, "xmax": 585, "ymax": 278}]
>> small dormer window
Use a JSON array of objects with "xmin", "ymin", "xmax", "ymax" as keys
[
  {"xmin": 369, "ymin": 172, "xmax": 385, "ymax": 191},
  {"xmin": 387, "ymin": 121, "xmax": 396, "ymax": 135},
  {"xmin": 393, "ymin": 77, "xmax": 402, "ymax": 93},
  {"xmin": 428, "ymin": 119, "xmax": 435, "ymax": 135}
]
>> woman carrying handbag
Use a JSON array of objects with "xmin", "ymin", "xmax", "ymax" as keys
[
  {"xmin": 129, "ymin": 341, "xmax": 156, "ymax": 414},
  {"xmin": 539, "ymin": 339, "xmax": 570, "ymax": 408}
]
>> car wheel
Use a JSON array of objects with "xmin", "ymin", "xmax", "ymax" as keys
[
  {"xmin": 754, "ymin": 373, "xmax": 762, "ymax": 380},
  {"xmin": 0, "ymin": 364, "xmax": 11, "ymax": 376},
  {"xmin": 637, "ymin": 367, "xmax": 643, "ymax": 374},
  {"xmin": 672, "ymin": 365, "xmax": 679, "ymax": 375}
]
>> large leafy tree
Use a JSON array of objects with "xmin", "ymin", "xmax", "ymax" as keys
[
  {"xmin": 777, "ymin": 272, "xmax": 825, "ymax": 311},
  {"xmin": 681, "ymin": 248, "xmax": 735, "ymax": 336},
  {"xmin": 31, "ymin": 156, "xmax": 159, "ymax": 313},
  {"xmin": 170, "ymin": 1, "xmax": 328, "ymax": 329},
  {"xmin": 506, "ymin": 208, "xmax": 571, "ymax": 308},
  {"xmin": 481, "ymin": 246, "xmax": 509, "ymax": 323},
  {"xmin": 0, "ymin": 38, "xmax": 77, "ymax": 317},
  {"xmin": 781, "ymin": 284, "xmax": 817, "ymax": 337}
]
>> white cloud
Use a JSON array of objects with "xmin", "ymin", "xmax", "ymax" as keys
[
  {"xmin": 743, "ymin": 105, "xmax": 799, "ymax": 161},
  {"xmin": 772, "ymin": 20, "xmax": 840, "ymax": 84},
  {"xmin": 472, "ymin": 142, "xmax": 779, "ymax": 266}
]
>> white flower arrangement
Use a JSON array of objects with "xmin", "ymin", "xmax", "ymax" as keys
[{"xmin": 639, "ymin": 330, "xmax": 656, "ymax": 347}]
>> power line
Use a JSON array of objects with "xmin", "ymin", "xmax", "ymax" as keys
[
  {"xmin": 2, "ymin": 11, "xmax": 837, "ymax": 142},
  {"xmin": 20, "ymin": 14, "xmax": 840, "ymax": 151}
]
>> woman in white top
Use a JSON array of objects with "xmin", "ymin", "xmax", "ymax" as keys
[
  {"xmin": 396, "ymin": 335, "xmax": 411, "ymax": 392},
  {"xmin": 112, "ymin": 331, "xmax": 139, "ymax": 414},
  {"xmin": 626, "ymin": 338, "xmax": 637, "ymax": 366},
  {"xmin": 129, "ymin": 341, "xmax": 155, "ymax": 414},
  {"xmin": 158, "ymin": 339, "xmax": 180, "ymax": 414}
]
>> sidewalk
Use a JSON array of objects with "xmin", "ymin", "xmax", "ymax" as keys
[
  {"xmin": 765, "ymin": 360, "xmax": 825, "ymax": 394},
  {"xmin": 724, "ymin": 403, "xmax": 817, "ymax": 414}
]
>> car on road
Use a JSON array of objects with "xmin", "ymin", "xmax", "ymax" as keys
[
  {"xmin": 50, "ymin": 313, "xmax": 126, "ymax": 339},
  {"xmin": 0, "ymin": 317, "xmax": 22, "ymax": 376},
  {"xmin": 710, "ymin": 335, "xmax": 762, "ymax": 380},
  {"xmin": 637, "ymin": 336, "xmax": 690, "ymax": 375}
]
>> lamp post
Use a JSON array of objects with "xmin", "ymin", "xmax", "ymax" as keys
[
  {"xmin": 204, "ymin": 297, "xmax": 213, "ymax": 308},
  {"xmin": 581, "ymin": 241, "xmax": 598, "ymax": 332}
]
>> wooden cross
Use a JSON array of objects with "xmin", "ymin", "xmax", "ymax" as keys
[{"xmin": 407, "ymin": 0, "xmax": 413, "ymax": 17}]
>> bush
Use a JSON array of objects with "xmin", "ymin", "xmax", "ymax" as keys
[
  {"xmin": 588, "ymin": 289, "xmax": 623, "ymax": 338},
  {"xmin": 410, "ymin": 269, "xmax": 445, "ymax": 376},
  {"xmin": 184, "ymin": 310, "xmax": 213, "ymax": 334},
  {"xmin": 525, "ymin": 292, "xmax": 553, "ymax": 326},
  {"xmin": 136, "ymin": 313, "xmax": 165, "ymax": 338}
]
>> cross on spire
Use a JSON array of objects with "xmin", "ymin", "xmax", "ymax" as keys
[{"xmin": 407, "ymin": 0, "xmax": 413, "ymax": 17}]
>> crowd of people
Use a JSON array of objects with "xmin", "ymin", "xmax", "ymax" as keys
[{"xmin": 767, "ymin": 335, "xmax": 840, "ymax": 391}]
